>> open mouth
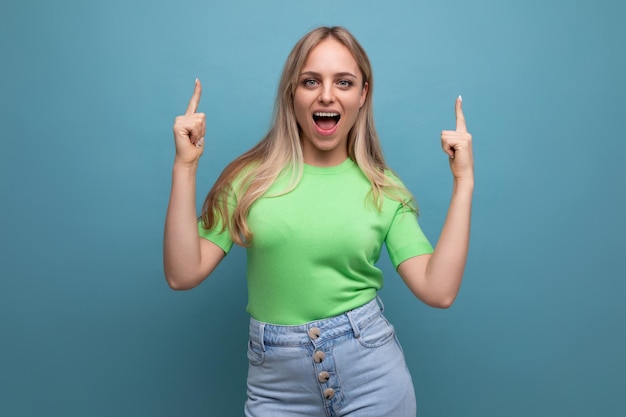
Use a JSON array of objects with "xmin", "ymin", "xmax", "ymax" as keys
[{"xmin": 313, "ymin": 112, "xmax": 341, "ymax": 131}]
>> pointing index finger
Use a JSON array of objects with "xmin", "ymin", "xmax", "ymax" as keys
[
  {"xmin": 455, "ymin": 95, "xmax": 467, "ymax": 132},
  {"xmin": 185, "ymin": 79, "xmax": 202, "ymax": 115}
]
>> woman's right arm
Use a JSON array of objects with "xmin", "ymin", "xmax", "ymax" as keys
[{"xmin": 163, "ymin": 80, "xmax": 225, "ymax": 290}]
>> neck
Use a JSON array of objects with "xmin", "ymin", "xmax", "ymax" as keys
[{"xmin": 301, "ymin": 139, "xmax": 349, "ymax": 167}]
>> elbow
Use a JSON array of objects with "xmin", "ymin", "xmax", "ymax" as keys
[
  {"xmin": 164, "ymin": 272, "xmax": 199, "ymax": 291},
  {"xmin": 163, "ymin": 258, "xmax": 207, "ymax": 290},
  {"xmin": 427, "ymin": 294, "xmax": 457, "ymax": 309},
  {"xmin": 165, "ymin": 276, "xmax": 187, "ymax": 291},
  {"xmin": 166, "ymin": 280, "xmax": 190, "ymax": 291},
  {"xmin": 432, "ymin": 299, "xmax": 454, "ymax": 309}
]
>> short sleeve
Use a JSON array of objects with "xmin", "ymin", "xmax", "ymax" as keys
[
  {"xmin": 198, "ymin": 185, "xmax": 237, "ymax": 255},
  {"xmin": 198, "ymin": 219, "xmax": 234, "ymax": 254},
  {"xmin": 385, "ymin": 203, "xmax": 433, "ymax": 268}
]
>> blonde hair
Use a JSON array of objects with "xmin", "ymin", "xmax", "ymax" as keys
[{"xmin": 201, "ymin": 26, "xmax": 416, "ymax": 246}]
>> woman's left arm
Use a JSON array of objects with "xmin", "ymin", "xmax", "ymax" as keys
[{"xmin": 397, "ymin": 96, "xmax": 474, "ymax": 308}]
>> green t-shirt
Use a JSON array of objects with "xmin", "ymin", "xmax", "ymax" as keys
[{"xmin": 199, "ymin": 158, "xmax": 433, "ymax": 324}]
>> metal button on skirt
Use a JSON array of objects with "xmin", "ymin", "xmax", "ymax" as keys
[{"xmin": 245, "ymin": 297, "xmax": 416, "ymax": 417}]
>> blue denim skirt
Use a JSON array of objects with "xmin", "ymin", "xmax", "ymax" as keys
[{"xmin": 245, "ymin": 297, "xmax": 416, "ymax": 417}]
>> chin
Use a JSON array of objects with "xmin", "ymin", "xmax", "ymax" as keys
[{"xmin": 311, "ymin": 138, "xmax": 342, "ymax": 152}]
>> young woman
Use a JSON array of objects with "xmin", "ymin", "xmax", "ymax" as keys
[{"xmin": 164, "ymin": 26, "xmax": 473, "ymax": 417}]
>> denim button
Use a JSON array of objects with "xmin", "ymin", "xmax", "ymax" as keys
[
  {"xmin": 318, "ymin": 371, "xmax": 330, "ymax": 383},
  {"xmin": 308, "ymin": 327, "xmax": 321, "ymax": 339},
  {"xmin": 313, "ymin": 350, "xmax": 325, "ymax": 363},
  {"xmin": 324, "ymin": 388, "xmax": 335, "ymax": 399}
]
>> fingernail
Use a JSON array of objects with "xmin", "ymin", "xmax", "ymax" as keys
[{"xmin": 458, "ymin": 95, "xmax": 463, "ymax": 102}]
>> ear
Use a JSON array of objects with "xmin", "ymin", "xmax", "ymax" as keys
[{"xmin": 359, "ymin": 82, "xmax": 369, "ymax": 108}]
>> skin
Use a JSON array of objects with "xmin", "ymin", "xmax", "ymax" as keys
[
  {"xmin": 164, "ymin": 49, "xmax": 474, "ymax": 309},
  {"xmin": 396, "ymin": 96, "xmax": 474, "ymax": 308},
  {"xmin": 293, "ymin": 38, "xmax": 368, "ymax": 167},
  {"xmin": 164, "ymin": 79, "xmax": 225, "ymax": 290}
]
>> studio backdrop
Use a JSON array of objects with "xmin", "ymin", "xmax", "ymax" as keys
[{"xmin": 1, "ymin": 0, "xmax": 624, "ymax": 416}]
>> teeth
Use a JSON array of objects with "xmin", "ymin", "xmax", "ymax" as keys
[{"xmin": 313, "ymin": 112, "xmax": 339, "ymax": 118}]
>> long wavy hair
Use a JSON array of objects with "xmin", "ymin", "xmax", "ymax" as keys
[{"xmin": 201, "ymin": 26, "xmax": 417, "ymax": 246}]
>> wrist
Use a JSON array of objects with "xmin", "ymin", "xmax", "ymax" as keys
[
  {"xmin": 173, "ymin": 158, "xmax": 199, "ymax": 172},
  {"xmin": 452, "ymin": 177, "xmax": 474, "ymax": 193}
]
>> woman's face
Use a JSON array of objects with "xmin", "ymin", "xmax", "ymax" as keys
[{"xmin": 294, "ymin": 38, "xmax": 368, "ymax": 167}]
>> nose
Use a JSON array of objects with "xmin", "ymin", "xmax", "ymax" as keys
[{"xmin": 318, "ymin": 83, "xmax": 334, "ymax": 104}]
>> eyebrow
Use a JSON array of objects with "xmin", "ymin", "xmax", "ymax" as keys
[{"xmin": 299, "ymin": 71, "xmax": 358, "ymax": 79}]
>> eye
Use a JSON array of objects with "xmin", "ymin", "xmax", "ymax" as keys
[
  {"xmin": 301, "ymin": 78, "xmax": 319, "ymax": 87},
  {"xmin": 337, "ymin": 79, "xmax": 354, "ymax": 88}
]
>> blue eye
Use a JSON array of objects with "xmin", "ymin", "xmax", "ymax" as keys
[
  {"xmin": 302, "ymin": 79, "xmax": 318, "ymax": 87},
  {"xmin": 337, "ymin": 79, "xmax": 354, "ymax": 88}
]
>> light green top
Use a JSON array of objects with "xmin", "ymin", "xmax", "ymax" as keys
[{"xmin": 199, "ymin": 158, "xmax": 433, "ymax": 325}]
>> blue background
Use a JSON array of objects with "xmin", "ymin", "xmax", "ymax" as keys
[{"xmin": 2, "ymin": 0, "xmax": 625, "ymax": 416}]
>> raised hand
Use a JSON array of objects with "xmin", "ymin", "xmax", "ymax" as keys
[
  {"xmin": 172, "ymin": 79, "xmax": 206, "ymax": 165},
  {"xmin": 441, "ymin": 96, "xmax": 474, "ymax": 182}
]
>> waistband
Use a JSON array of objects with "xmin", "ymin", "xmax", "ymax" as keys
[{"xmin": 249, "ymin": 297, "xmax": 384, "ymax": 348}]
